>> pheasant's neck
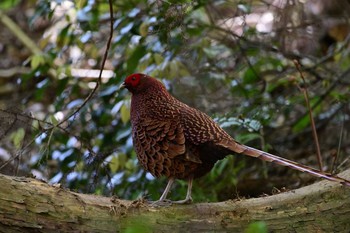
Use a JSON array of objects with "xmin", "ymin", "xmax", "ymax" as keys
[{"xmin": 131, "ymin": 89, "xmax": 178, "ymax": 122}]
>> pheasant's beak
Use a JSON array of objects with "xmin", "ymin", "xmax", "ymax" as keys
[{"xmin": 119, "ymin": 82, "xmax": 126, "ymax": 89}]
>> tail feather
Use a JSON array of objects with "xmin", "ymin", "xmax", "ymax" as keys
[{"xmin": 227, "ymin": 140, "xmax": 350, "ymax": 187}]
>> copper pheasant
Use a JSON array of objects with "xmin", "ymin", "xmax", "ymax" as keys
[{"xmin": 120, "ymin": 73, "xmax": 350, "ymax": 204}]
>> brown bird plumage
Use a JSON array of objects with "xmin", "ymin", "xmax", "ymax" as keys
[{"xmin": 121, "ymin": 73, "xmax": 350, "ymax": 204}]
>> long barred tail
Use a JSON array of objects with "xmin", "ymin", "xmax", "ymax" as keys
[{"xmin": 229, "ymin": 141, "xmax": 350, "ymax": 187}]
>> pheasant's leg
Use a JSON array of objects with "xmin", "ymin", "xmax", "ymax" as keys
[
  {"xmin": 158, "ymin": 178, "xmax": 175, "ymax": 201},
  {"xmin": 172, "ymin": 176, "xmax": 193, "ymax": 204},
  {"xmin": 149, "ymin": 178, "xmax": 175, "ymax": 206}
]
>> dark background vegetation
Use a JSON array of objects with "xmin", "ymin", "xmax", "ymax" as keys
[{"xmin": 0, "ymin": 0, "xmax": 349, "ymax": 203}]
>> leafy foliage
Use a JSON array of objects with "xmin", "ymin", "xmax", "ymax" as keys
[
  {"xmin": 244, "ymin": 221, "xmax": 268, "ymax": 233},
  {"xmin": 0, "ymin": 0, "xmax": 350, "ymax": 202}
]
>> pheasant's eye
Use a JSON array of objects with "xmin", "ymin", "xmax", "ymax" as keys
[{"xmin": 125, "ymin": 73, "xmax": 142, "ymax": 88}]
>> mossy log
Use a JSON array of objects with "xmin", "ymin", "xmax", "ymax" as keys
[{"xmin": 0, "ymin": 169, "xmax": 349, "ymax": 232}]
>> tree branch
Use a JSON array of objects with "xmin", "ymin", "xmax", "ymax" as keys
[
  {"xmin": 0, "ymin": 10, "xmax": 42, "ymax": 55},
  {"xmin": 0, "ymin": 169, "xmax": 350, "ymax": 232}
]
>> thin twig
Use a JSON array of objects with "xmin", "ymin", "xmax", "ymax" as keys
[
  {"xmin": 0, "ymin": 129, "xmax": 45, "ymax": 170},
  {"xmin": 57, "ymin": 0, "xmax": 114, "ymax": 127},
  {"xmin": 331, "ymin": 115, "xmax": 345, "ymax": 174},
  {"xmin": 259, "ymin": 127, "xmax": 268, "ymax": 179},
  {"xmin": 337, "ymin": 155, "xmax": 350, "ymax": 171},
  {"xmin": 292, "ymin": 68, "xmax": 350, "ymax": 127},
  {"xmin": 293, "ymin": 60, "xmax": 323, "ymax": 171},
  {"xmin": 0, "ymin": 109, "xmax": 94, "ymax": 170}
]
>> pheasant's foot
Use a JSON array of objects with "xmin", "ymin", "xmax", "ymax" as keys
[
  {"xmin": 148, "ymin": 196, "xmax": 193, "ymax": 207},
  {"xmin": 171, "ymin": 196, "xmax": 193, "ymax": 204},
  {"xmin": 148, "ymin": 199, "xmax": 173, "ymax": 207}
]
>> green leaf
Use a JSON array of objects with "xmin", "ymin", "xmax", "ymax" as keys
[
  {"xmin": 236, "ymin": 133, "xmax": 261, "ymax": 144},
  {"xmin": 57, "ymin": 24, "xmax": 71, "ymax": 47},
  {"xmin": 120, "ymin": 103, "xmax": 130, "ymax": 124},
  {"xmin": 127, "ymin": 46, "xmax": 147, "ymax": 73},
  {"xmin": 125, "ymin": 159, "xmax": 135, "ymax": 171},
  {"xmin": 118, "ymin": 153, "xmax": 127, "ymax": 168},
  {"xmin": 50, "ymin": 115, "xmax": 58, "ymax": 125},
  {"xmin": 139, "ymin": 22, "xmax": 149, "ymax": 37},
  {"xmin": 30, "ymin": 54, "xmax": 45, "ymax": 69},
  {"xmin": 109, "ymin": 156, "xmax": 120, "ymax": 173},
  {"xmin": 0, "ymin": 0, "xmax": 20, "ymax": 10},
  {"xmin": 176, "ymin": 60, "xmax": 191, "ymax": 76},
  {"xmin": 75, "ymin": 161, "xmax": 85, "ymax": 171},
  {"xmin": 244, "ymin": 221, "xmax": 268, "ymax": 233},
  {"xmin": 10, "ymin": 128, "xmax": 25, "ymax": 149},
  {"xmin": 292, "ymin": 115, "xmax": 310, "ymax": 133},
  {"xmin": 153, "ymin": 53, "xmax": 164, "ymax": 65},
  {"xmin": 243, "ymin": 67, "xmax": 259, "ymax": 84},
  {"xmin": 77, "ymin": 0, "xmax": 88, "ymax": 9}
]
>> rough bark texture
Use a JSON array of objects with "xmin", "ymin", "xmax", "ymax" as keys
[{"xmin": 0, "ymin": 169, "xmax": 350, "ymax": 232}]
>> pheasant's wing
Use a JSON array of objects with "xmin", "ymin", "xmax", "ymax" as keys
[
  {"xmin": 180, "ymin": 105, "xmax": 232, "ymax": 145},
  {"xmin": 132, "ymin": 119, "xmax": 186, "ymax": 177}
]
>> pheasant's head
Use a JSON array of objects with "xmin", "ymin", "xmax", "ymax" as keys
[{"xmin": 121, "ymin": 73, "xmax": 165, "ymax": 94}]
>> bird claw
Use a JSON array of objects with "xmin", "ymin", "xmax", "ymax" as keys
[
  {"xmin": 148, "ymin": 199, "xmax": 173, "ymax": 207},
  {"xmin": 172, "ymin": 197, "xmax": 193, "ymax": 204},
  {"xmin": 148, "ymin": 197, "xmax": 193, "ymax": 207}
]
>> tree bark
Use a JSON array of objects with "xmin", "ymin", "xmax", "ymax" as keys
[{"xmin": 0, "ymin": 169, "xmax": 350, "ymax": 233}]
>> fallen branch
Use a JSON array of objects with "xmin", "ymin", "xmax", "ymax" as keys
[{"xmin": 0, "ymin": 168, "xmax": 349, "ymax": 232}]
